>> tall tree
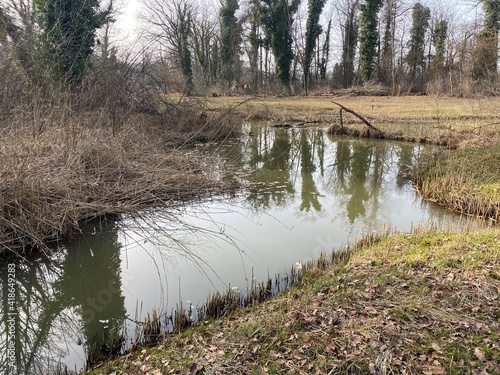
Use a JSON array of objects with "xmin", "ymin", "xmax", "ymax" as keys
[
  {"xmin": 303, "ymin": 0, "xmax": 327, "ymax": 95},
  {"xmin": 358, "ymin": 0, "xmax": 382, "ymax": 83},
  {"xmin": 475, "ymin": 0, "xmax": 500, "ymax": 80},
  {"xmin": 143, "ymin": 0, "xmax": 194, "ymax": 95},
  {"xmin": 319, "ymin": 19, "xmax": 331, "ymax": 82},
  {"xmin": 432, "ymin": 19, "xmax": 447, "ymax": 71},
  {"xmin": 192, "ymin": 15, "xmax": 218, "ymax": 87},
  {"xmin": 247, "ymin": 0, "xmax": 262, "ymax": 93},
  {"xmin": 379, "ymin": 0, "xmax": 397, "ymax": 86},
  {"xmin": 261, "ymin": 0, "xmax": 301, "ymax": 91},
  {"xmin": 339, "ymin": 0, "xmax": 359, "ymax": 87},
  {"xmin": 406, "ymin": 2, "xmax": 430, "ymax": 91},
  {"xmin": 219, "ymin": 0, "xmax": 242, "ymax": 88},
  {"xmin": 34, "ymin": 0, "xmax": 109, "ymax": 86},
  {"xmin": 179, "ymin": 4, "xmax": 194, "ymax": 95}
]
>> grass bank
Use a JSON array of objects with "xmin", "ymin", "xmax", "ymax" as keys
[
  {"xmin": 415, "ymin": 145, "xmax": 500, "ymax": 222},
  {"xmin": 0, "ymin": 104, "xmax": 237, "ymax": 256},
  {"xmin": 208, "ymin": 95, "xmax": 500, "ymax": 148},
  {"xmin": 86, "ymin": 227, "xmax": 499, "ymax": 374}
]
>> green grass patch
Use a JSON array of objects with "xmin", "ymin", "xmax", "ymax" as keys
[{"xmin": 85, "ymin": 228, "xmax": 499, "ymax": 375}]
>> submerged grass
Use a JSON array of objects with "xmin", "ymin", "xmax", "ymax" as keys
[{"xmin": 85, "ymin": 226, "xmax": 500, "ymax": 374}]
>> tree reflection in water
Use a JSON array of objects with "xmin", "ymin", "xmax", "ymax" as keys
[
  {"xmin": 0, "ymin": 220, "xmax": 126, "ymax": 374},
  {"xmin": 0, "ymin": 125, "xmax": 447, "ymax": 374},
  {"xmin": 207, "ymin": 125, "xmax": 430, "ymax": 228}
]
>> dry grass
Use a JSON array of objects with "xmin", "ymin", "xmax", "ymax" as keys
[
  {"xmin": 208, "ymin": 95, "xmax": 500, "ymax": 147},
  {"xmin": 414, "ymin": 145, "xmax": 500, "ymax": 222},
  {"xmin": 0, "ymin": 107, "xmax": 237, "ymax": 256}
]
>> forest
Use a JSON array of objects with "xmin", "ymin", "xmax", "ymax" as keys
[{"xmin": 0, "ymin": 0, "xmax": 499, "ymax": 102}]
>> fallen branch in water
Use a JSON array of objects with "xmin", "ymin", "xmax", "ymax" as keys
[{"xmin": 331, "ymin": 101, "xmax": 384, "ymax": 138}]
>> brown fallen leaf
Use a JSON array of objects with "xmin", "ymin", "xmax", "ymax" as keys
[
  {"xmin": 431, "ymin": 343, "xmax": 443, "ymax": 354},
  {"xmin": 186, "ymin": 362, "xmax": 198, "ymax": 375},
  {"xmin": 422, "ymin": 364, "xmax": 446, "ymax": 375},
  {"xmin": 474, "ymin": 347, "xmax": 486, "ymax": 361}
]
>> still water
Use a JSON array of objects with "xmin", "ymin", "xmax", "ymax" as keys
[{"xmin": 1, "ymin": 125, "xmax": 467, "ymax": 374}]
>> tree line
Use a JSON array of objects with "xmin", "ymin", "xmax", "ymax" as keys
[{"xmin": 0, "ymin": 0, "xmax": 499, "ymax": 100}]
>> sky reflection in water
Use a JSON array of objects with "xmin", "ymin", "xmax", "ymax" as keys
[{"xmin": 0, "ymin": 125, "xmax": 467, "ymax": 374}]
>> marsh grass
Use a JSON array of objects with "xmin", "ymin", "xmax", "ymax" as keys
[
  {"xmin": 0, "ymin": 99, "xmax": 237, "ymax": 256},
  {"xmin": 209, "ymin": 95, "xmax": 500, "ymax": 147},
  {"xmin": 414, "ymin": 145, "xmax": 500, "ymax": 222}
]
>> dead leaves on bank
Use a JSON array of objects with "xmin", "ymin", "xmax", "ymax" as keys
[{"xmin": 91, "ymin": 232, "xmax": 500, "ymax": 375}]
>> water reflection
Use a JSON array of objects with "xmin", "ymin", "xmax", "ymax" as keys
[
  {"xmin": 209, "ymin": 125, "xmax": 430, "ymax": 228},
  {"xmin": 0, "ymin": 125, "xmax": 466, "ymax": 374},
  {"xmin": 0, "ymin": 221, "xmax": 126, "ymax": 374}
]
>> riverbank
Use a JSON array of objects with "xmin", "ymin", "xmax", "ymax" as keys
[
  {"xmin": 0, "ymin": 107, "xmax": 237, "ymax": 256},
  {"xmin": 208, "ymin": 95, "xmax": 500, "ymax": 148},
  {"xmin": 415, "ymin": 144, "xmax": 500, "ymax": 222},
  {"xmin": 2, "ymin": 95, "xmax": 498, "ymax": 255},
  {"xmin": 86, "ymin": 226, "xmax": 499, "ymax": 374},
  {"xmin": 83, "ymin": 95, "xmax": 500, "ymax": 375}
]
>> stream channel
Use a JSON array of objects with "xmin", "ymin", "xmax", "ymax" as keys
[{"xmin": 0, "ymin": 124, "xmax": 472, "ymax": 374}]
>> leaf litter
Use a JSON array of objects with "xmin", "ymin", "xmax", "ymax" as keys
[{"xmin": 87, "ymin": 228, "xmax": 499, "ymax": 375}]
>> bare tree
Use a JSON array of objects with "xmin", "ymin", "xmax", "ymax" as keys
[{"xmin": 141, "ymin": 0, "xmax": 195, "ymax": 95}]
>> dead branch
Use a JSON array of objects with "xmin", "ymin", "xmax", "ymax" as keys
[{"xmin": 331, "ymin": 101, "xmax": 383, "ymax": 135}]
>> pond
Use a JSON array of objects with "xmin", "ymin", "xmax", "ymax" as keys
[{"xmin": 0, "ymin": 124, "xmax": 469, "ymax": 374}]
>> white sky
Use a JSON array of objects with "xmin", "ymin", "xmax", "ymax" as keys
[{"xmin": 113, "ymin": 0, "xmax": 484, "ymax": 63}]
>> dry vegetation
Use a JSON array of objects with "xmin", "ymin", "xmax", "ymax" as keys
[
  {"xmin": 0, "ymin": 99, "xmax": 237, "ymax": 256},
  {"xmin": 208, "ymin": 95, "xmax": 500, "ymax": 148},
  {"xmin": 415, "ymin": 145, "xmax": 500, "ymax": 222},
  {"xmin": 86, "ymin": 226, "xmax": 500, "ymax": 375}
]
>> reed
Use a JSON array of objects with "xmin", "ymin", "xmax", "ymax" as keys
[
  {"xmin": 414, "ymin": 145, "xmax": 500, "ymax": 222},
  {"xmin": 0, "ymin": 96, "xmax": 237, "ymax": 256},
  {"xmin": 128, "ymin": 227, "xmax": 390, "ymax": 350}
]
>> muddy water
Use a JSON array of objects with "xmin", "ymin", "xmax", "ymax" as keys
[{"xmin": 0, "ymin": 125, "xmax": 468, "ymax": 374}]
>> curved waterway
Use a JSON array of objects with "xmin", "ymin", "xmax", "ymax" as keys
[{"xmin": 1, "ymin": 125, "xmax": 471, "ymax": 374}]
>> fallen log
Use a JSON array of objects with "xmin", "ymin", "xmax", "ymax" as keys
[{"xmin": 331, "ymin": 101, "xmax": 384, "ymax": 138}]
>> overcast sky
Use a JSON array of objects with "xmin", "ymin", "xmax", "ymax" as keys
[{"xmin": 112, "ymin": 0, "xmax": 485, "ymax": 59}]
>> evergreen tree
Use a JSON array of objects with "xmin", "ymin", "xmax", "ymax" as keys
[
  {"xmin": 406, "ymin": 2, "xmax": 430, "ymax": 90},
  {"xmin": 432, "ymin": 20, "xmax": 447, "ymax": 70},
  {"xmin": 303, "ymin": 0, "xmax": 326, "ymax": 95},
  {"xmin": 319, "ymin": 19, "xmax": 331, "ymax": 82},
  {"xmin": 179, "ymin": 4, "xmax": 193, "ymax": 95},
  {"xmin": 34, "ymin": 0, "xmax": 110, "ymax": 86},
  {"xmin": 248, "ymin": 0, "xmax": 262, "ymax": 92},
  {"xmin": 475, "ymin": 0, "xmax": 500, "ymax": 79},
  {"xmin": 379, "ymin": 0, "xmax": 396, "ymax": 85},
  {"xmin": 358, "ymin": 0, "xmax": 382, "ymax": 83},
  {"xmin": 483, "ymin": 0, "xmax": 500, "ymax": 32},
  {"xmin": 340, "ymin": 0, "xmax": 359, "ymax": 87},
  {"xmin": 261, "ymin": 0, "xmax": 301, "ymax": 90},
  {"xmin": 220, "ymin": 0, "xmax": 242, "ymax": 87}
]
